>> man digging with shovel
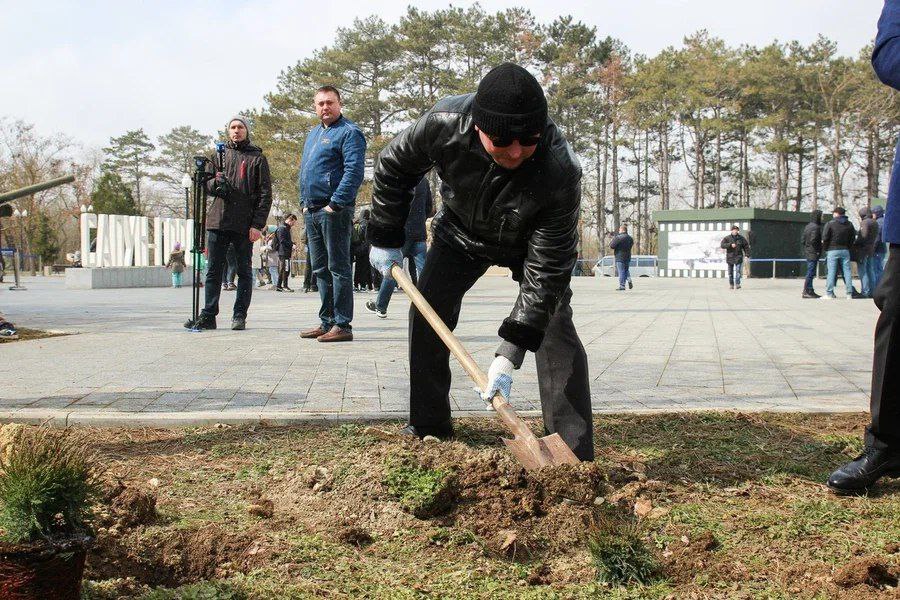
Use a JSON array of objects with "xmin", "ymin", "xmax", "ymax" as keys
[{"xmin": 368, "ymin": 63, "xmax": 593, "ymax": 462}]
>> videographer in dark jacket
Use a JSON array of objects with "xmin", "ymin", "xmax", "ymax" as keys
[
  {"xmin": 367, "ymin": 63, "xmax": 592, "ymax": 460},
  {"xmin": 184, "ymin": 115, "xmax": 272, "ymax": 331},
  {"xmin": 801, "ymin": 209, "xmax": 823, "ymax": 298}
]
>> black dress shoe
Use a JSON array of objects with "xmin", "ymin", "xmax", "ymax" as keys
[
  {"xmin": 399, "ymin": 424, "xmax": 454, "ymax": 440},
  {"xmin": 827, "ymin": 447, "xmax": 900, "ymax": 494},
  {"xmin": 184, "ymin": 314, "xmax": 216, "ymax": 330},
  {"xmin": 231, "ymin": 317, "xmax": 246, "ymax": 331}
]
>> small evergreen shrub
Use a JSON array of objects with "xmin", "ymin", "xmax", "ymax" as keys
[{"xmin": 0, "ymin": 428, "xmax": 101, "ymax": 543}]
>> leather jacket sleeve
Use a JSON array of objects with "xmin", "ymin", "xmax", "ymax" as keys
[
  {"xmin": 499, "ymin": 181, "xmax": 580, "ymax": 352},
  {"xmin": 369, "ymin": 114, "xmax": 440, "ymax": 248}
]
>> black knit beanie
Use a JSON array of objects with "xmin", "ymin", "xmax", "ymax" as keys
[{"xmin": 472, "ymin": 63, "xmax": 547, "ymax": 138}]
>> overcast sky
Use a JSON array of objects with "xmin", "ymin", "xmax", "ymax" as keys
[{"xmin": 0, "ymin": 0, "xmax": 885, "ymax": 149}]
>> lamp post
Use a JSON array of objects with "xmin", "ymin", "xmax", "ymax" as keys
[
  {"xmin": 12, "ymin": 209, "xmax": 26, "ymax": 270},
  {"xmin": 181, "ymin": 173, "xmax": 192, "ymax": 219}
]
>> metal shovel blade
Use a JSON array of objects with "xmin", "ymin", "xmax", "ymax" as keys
[{"xmin": 502, "ymin": 432, "xmax": 580, "ymax": 471}]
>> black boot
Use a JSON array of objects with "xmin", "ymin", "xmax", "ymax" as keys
[
  {"xmin": 399, "ymin": 423, "xmax": 454, "ymax": 440},
  {"xmin": 231, "ymin": 316, "xmax": 246, "ymax": 331},
  {"xmin": 827, "ymin": 447, "xmax": 900, "ymax": 494},
  {"xmin": 802, "ymin": 289, "xmax": 820, "ymax": 299},
  {"xmin": 184, "ymin": 314, "xmax": 216, "ymax": 330}
]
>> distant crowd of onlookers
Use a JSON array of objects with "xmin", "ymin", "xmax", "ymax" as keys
[{"xmin": 802, "ymin": 205, "xmax": 887, "ymax": 299}]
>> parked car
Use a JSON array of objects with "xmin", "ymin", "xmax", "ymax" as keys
[{"xmin": 593, "ymin": 255, "xmax": 658, "ymax": 278}]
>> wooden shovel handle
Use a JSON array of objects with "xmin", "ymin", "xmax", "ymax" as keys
[{"xmin": 390, "ymin": 264, "xmax": 537, "ymax": 442}]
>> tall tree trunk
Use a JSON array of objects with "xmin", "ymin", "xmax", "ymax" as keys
[
  {"xmin": 611, "ymin": 120, "xmax": 620, "ymax": 231},
  {"xmin": 742, "ymin": 136, "xmax": 750, "ymax": 207},
  {"xmin": 794, "ymin": 137, "xmax": 804, "ymax": 211},
  {"xmin": 714, "ymin": 131, "xmax": 722, "ymax": 208},
  {"xmin": 812, "ymin": 137, "xmax": 819, "ymax": 211},
  {"xmin": 832, "ymin": 124, "xmax": 843, "ymax": 206},
  {"xmin": 634, "ymin": 134, "xmax": 642, "ymax": 252},
  {"xmin": 775, "ymin": 148, "xmax": 784, "ymax": 210},
  {"xmin": 644, "ymin": 131, "xmax": 650, "ymax": 254},
  {"xmin": 600, "ymin": 123, "xmax": 610, "ymax": 246}
]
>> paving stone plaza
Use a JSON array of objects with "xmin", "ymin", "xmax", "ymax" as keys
[{"xmin": 0, "ymin": 274, "xmax": 876, "ymax": 426}]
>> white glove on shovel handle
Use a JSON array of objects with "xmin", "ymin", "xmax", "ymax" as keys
[{"xmin": 481, "ymin": 355, "xmax": 515, "ymax": 404}]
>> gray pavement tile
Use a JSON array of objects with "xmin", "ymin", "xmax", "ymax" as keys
[{"xmin": 0, "ymin": 276, "xmax": 880, "ymax": 425}]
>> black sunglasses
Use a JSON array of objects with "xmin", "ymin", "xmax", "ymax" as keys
[{"xmin": 485, "ymin": 133, "xmax": 542, "ymax": 148}]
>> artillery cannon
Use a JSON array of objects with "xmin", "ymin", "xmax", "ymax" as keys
[{"xmin": 0, "ymin": 174, "xmax": 76, "ymax": 289}]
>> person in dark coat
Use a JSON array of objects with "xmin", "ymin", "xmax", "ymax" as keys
[
  {"xmin": 609, "ymin": 225, "xmax": 634, "ymax": 291},
  {"xmin": 801, "ymin": 210, "xmax": 824, "ymax": 298},
  {"xmin": 720, "ymin": 226, "xmax": 750, "ymax": 289},
  {"xmin": 829, "ymin": 1, "xmax": 900, "ymax": 493},
  {"xmin": 365, "ymin": 177, "xmax": 434, "ymax": 317},
  {"xmin": 276, "ymin": 214, "xmax": 297, "ymax": 292},
  {"xmin": 856, "ymin": 206, "xmax": 881, "ymax": 298},
  {"xmin": 352, "ymin": 210, "xmax": 373, "ymax": 291},
  {"xmin": 367, "ymin": 64, "xmax": 593, "ymax": 460},
  {"xmin": 821, "ymin": 206, "xmax": 856, "ymax": 299},
  {"xmin": 184, "ymin": 115, "xmax": 272, "ymax": 331}
]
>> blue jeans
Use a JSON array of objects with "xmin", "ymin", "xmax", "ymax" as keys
[
  {"xmin": 859, "ymin": 255, "xmax": 878, "ymax": 297},
  {"xmin": 615, "ymin": 261, "xmax": 631, "ymax": 289},
  {"xmin": 825, "ymin": 249, "xmax": 853, "ymax": 296},
  {"xmin": 306, "ymin": 208, "xmax": 354, "ymax": 330},
  {"xmin": 268, "ymin": 265, "xmax": 279, "ymax": 285},
  {"xmin": 728, "ymin": 261, "xmax": 743, "ymax": 286},
  {"xmin": 804, "ymin": 259, "xmax": 818, "ymax": 291},
  {"xmin": 874, "ymin": 251, "xmax": 886, "ymax": 288},
  {"xmin": 203, "ymin": 229, "xmax": 252, "ymax": 318},
  {"xmin": 376, "ymin": 240, "xmax": 427, "ymax": 312}
]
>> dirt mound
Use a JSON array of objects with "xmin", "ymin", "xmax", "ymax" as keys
[
  {"xmin": 87, "ymin": 525, "xmax": 268, "ymax": 587},
  {"xmin": 833, "ymin": 557, "xmax": 899, "ymax": 589},
  {"xmin": 110, "ymin": 487, "xmax": 158, "ymax": 528}
]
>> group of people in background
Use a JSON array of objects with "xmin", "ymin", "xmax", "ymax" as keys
[{"xmin": 801, "ymin": 205, "xmax": 887, "ymax": 300}]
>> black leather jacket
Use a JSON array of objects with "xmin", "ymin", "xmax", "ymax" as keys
[{"xmin": 368, "ymin": 94, "xmax": 582, "ymax": 352}]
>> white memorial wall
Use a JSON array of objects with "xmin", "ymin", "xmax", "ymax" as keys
[{"xmin": 79, "ymin": 213, "xmax": 194, "ymax": 268}]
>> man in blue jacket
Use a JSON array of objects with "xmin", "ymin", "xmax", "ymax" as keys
[
  {"xmin": 297, "ymin": 85, "xmax": 367, "ymax": 342},
  {"xmin": 828, "ymin": 0, "xmax": 900, "ymax": 493}
]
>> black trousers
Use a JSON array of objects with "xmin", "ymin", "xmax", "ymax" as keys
[
  {"xmin": 202, "ymin": 230, "xmax": 252, "ymax": 319},
  {"xmin": 409, "ymin": 238, "xmax": 594, "ymax": 460},
  {"xmin": 869, "ymin": 245, "xmax": 900, "ymax": 450},
  {"xmin": 277, "ymin": 256, "xmax": 291, "ymax": 288}
]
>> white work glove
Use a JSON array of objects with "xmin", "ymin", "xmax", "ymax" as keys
[
  {"xmin": 480, "ymin": 355, "xmax": 515, "ymax": 404},
  {"xmin": 369, "ymin": 246, "xmax": 403, "ymax": 277}
]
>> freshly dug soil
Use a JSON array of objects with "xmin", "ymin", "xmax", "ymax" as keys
[{"xmin": 66, "ymin": 414, "xmax": 900, "ymax": 598}]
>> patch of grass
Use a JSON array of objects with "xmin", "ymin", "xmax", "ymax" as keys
[
  {"xmin": 138, "ymin": 580, "xmax": 248, "ymax": 600},
  {"xmin": 587, "ymin": 511, "xmax": 660, "ymax": 587},
  {"xmin": 384, "ymin": 457, "xmax": 455, "ymax": 518}
]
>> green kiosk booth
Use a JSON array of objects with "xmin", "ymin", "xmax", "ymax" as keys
[{"xmin": 654, "ymin": 208, "xmax": 818, "ymax": 279}]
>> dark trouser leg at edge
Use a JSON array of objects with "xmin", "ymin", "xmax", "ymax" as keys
[{"xmin": 868, "ymin": 245, "xmax": 900, "ymax": 451}]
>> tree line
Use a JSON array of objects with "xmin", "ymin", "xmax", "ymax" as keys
[{"xmin": 2, "ymin": 4, "xmax": 897, "ymax": 264}]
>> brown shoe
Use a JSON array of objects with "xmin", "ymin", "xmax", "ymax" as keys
[
  {"xmin": 300, "ymin": 326, "xmax": 328, "ymax": 339},
  {"xmin": 317, "ymin": 326, "xmax": 353, "ymax": 343}
]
